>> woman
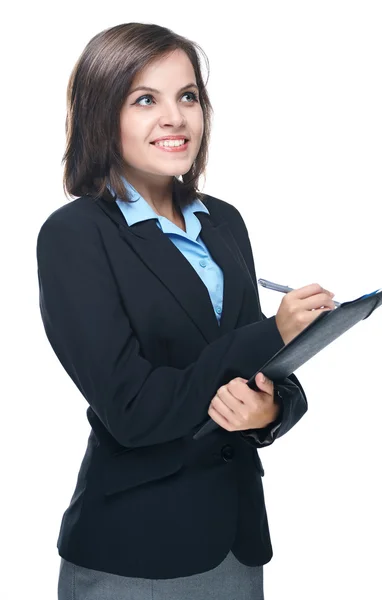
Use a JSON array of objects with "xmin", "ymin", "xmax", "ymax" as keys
[{"xmin": 36, "ymin": 22, "xmax": 336, "ymax": 600}]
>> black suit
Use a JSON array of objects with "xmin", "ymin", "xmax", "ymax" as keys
[{"xmin": 36, "ymin": 191, "xmax": 307, "ymax": 579}]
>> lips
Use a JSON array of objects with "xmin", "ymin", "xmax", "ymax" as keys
[
  {"xmin": 151, "ymin": 139, "xmax": 190, "ymax": 153},
  {"xmin": 150, "ymin": 139, "xmax": 189, "ymax": 144}
]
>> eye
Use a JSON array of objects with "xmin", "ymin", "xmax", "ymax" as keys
[
  {"xmin": 182, "ymin": 91, "xmax": 199, "ymax": 103},
  {"xmin": 133, "ymin": 91, "xmax": 199, "ymax": 107},
  {"xmin": 134, "ymin": 95, "xmax": 154, "ymax": 107}
]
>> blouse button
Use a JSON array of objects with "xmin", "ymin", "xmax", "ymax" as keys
[{"xmin": 199, "ymin": 259, "xmax": 207, "ymax": 268}]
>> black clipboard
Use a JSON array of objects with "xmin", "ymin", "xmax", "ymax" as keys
[{"xmin": 193, "ymin": 288, "xmax": 382, "ymax": 440}]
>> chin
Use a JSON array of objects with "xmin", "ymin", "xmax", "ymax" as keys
[{"xmin": 155, "ymin": 163, "xmax": 195, "ymax": 177}]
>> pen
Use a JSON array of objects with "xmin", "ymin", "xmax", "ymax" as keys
[{"xmin": 258, "ymin": 278, "xmax": 341, "ymax": 308}]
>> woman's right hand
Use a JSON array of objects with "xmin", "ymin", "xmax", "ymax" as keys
[{"xmin": 275, "ymin": 283, "xmax": 336, "ymax": 345}]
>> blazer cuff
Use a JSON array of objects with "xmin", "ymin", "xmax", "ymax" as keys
[{"xmin": 240, "ymin": 386, "xmax": 284, "ymax": 447}]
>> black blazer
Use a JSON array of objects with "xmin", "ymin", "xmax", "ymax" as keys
[{"xmin": 36, "ymin": 191, "xmax": 308, "ymax": 579}]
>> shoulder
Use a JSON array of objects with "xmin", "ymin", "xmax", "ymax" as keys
[
  {"xmin": 39, "ymin": 195, "xmax": 99, "ymax": 228},
  {"xmin": 37, "ymin": 195, "xmax": 105, "ymax": 233},
  {"xmin": 201, "ymin": 192, "xmax": 256, "ymax": 272},
  {"xmin": 36, "ymin": 196, "xmax": 102, "ymax": 252},
  {"xmin": 199, "ymin": 193, "xmax": 248, "ymax": 231}
]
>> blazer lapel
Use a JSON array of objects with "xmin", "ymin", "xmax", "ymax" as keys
[
  {"xmin": 196, "ymin": 212, "xmax": 246, "ymax": 336},
  {"xmin": 96, "ymin": 197, "xmax": 246, "ymax": 343}
]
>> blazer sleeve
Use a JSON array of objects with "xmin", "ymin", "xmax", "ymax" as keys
[
  {"xmin": 240, "ymin": 376, "xmax": 308, "ymax": 448},
  {"xmin": 36, "ymin": 212, "xmax": 286, "ymax": 449},
  {"xmin": 221, "ymin": 203, "xmax": 308, "ymax": 446}
]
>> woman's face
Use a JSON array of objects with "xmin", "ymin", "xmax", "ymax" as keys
[{"xmin": 120, "ymin": 49, "xmax": 204, "ymax": 183}]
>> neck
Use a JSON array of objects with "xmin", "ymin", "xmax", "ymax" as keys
[{"xmin": 123, "ymin": 170, "xmax": 177, "ymax": 215}]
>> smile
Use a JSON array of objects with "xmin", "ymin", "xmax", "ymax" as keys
[{"xmin": 150, "ymin": 139, "xmax": 189, "ymax": 153}]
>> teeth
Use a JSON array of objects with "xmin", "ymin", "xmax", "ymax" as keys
[{"xmin": 155, "ymin": 139, "xmax": 186, "ymax": 147}]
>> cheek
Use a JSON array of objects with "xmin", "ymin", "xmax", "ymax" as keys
[
  {"xmin": 119, "ymin": 115, "xmax": 130, "ymax": 152},
  {"xmin": 120, "ymin": 113, "xmax": 136, "ymax": 142},
  {"xmin": 190, "ymin": 109, "xmax": 204, "ymax": 150},
  {"xmin": 193, "ymin": 107, "xmax": 204, "ymax": 137},
  {"xmin": 120, "ymin": 114, "xmax": 149, "ymax": 157}
]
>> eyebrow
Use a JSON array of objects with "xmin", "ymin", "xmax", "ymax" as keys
[{"xmin": 128, "ymin": 82, "xmax": 199, "ymax": 96}]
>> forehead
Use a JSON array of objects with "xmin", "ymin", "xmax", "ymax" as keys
[{"xmin": 131, "ymin": 50, "xmax": 196, "ymax": 88}]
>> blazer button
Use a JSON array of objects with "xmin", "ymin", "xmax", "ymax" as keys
[{"xmin": 221, "ymin": 445, "xmax": 234, "ymax": 462}]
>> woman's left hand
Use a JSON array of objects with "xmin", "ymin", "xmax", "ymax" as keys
[{"xmin": 208, "ymin": 373, "xmax": 280, "ymax": 432}]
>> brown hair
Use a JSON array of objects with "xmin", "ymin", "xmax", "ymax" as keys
[{"xmin": 63, "ymin": 23, "xmax": 213, "ymax": 206}]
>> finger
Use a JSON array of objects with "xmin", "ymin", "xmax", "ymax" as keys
[
  {"xmin": 208, "ymin": 404, "xmax": 234, "ymax": 432},
  {"xmin": 226, "ymin": 379, "xmax": 252, "ymax": 403},
  {"xmin": 304, "ymin": 306, "xmax": 333, "ymax": 318},
  {"xmin": 292, "ymin": 283, "xmax": 333, "ymax": 300},
  {"xmin": 255, "ymin": 373, "xmax": 274, "ymax": 395},
  {"xmin": 217, "ymin": 384, "xmax": 244, "ymax": 410},
  {"xmin": 303, "ymin": 292, "xmax": 336, "ymax": 311},
  {"xmin": 217, "ymin": 387, "xmax": 253, "ymax": 427},
  {"xmin": 210, "ymin": 395, "xmax": 241, "ymax": 427}
]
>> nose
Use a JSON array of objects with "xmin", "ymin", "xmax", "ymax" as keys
[{"xmin": 158, "ymin": 103, "xmax": 186, "ymax": 128}]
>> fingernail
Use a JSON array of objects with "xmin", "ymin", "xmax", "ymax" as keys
[{"xmin": 260, "ymin": 374, "xmax": 265, "ymax": 383}]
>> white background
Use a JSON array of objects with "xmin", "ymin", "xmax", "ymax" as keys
[{"xmin": 1, "ymin": 1, "xmax": 381, "ymax": 598}]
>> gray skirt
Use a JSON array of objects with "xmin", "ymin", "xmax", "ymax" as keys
[{"xmin": 58, "ymin": 551, "xmax": 264, "ymax": 600}]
